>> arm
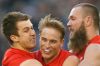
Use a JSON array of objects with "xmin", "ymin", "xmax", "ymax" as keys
[
  {"xmin": 20, "ymin": 59, "xmax": 42, "ymax": 66},
  {"xmin": 63, "ymin": 55, "xmax": 79, "ymax": 66},
  {"xmin": 79, "ymin": 44, "xmax": 100, "ymax": 66}
]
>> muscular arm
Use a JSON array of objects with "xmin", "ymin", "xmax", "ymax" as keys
[
  {"xmin": 63, "ymin": 55, "xmax": 79, "ymax": 66},
  {"xmin": 79, "ymin": 44, "xmax": 100, "ymax": 66},
  {"xmin": 20, "ymin": 59, "xmax": 42, "ymax": 66}
]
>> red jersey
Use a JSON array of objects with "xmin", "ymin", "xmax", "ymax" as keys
[
  {"xmin": 2, "ymin": 48, "xmax": 35, "ymax": 66},
  {"xmin": 75, "ymin": 35, "xmax": 100, "ymax": 61},
  {"xmin": 34, "ymin": 49, "xmax": 71, "ymax": 66}
]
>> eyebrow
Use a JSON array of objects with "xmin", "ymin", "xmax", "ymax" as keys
[
  {"xmin": 22, "ymin": 26, "xmax": 33, "ymax": 30},
  {"xmin": 69, "ymin": 15, "xmax": 76, "ymax": 19}
]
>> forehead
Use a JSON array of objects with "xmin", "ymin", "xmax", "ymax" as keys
[
  {"xmin": 40, "ymin": 28, "xmax": 61, "ymax": 39},
  {"xmin": 16, "ymin": 19, "xmax": 33, "ymax": 29},
  {"xmin": 69, "ymin": 7, "xmax": 83, "ymax": 18}
]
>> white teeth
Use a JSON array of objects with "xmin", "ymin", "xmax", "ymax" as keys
[{"xmin": 44, "ymin": 49, "xmax": 50, "ymax": 52}]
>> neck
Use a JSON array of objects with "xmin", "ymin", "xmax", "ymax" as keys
[{"xmin": 87, "ymin": 28, "xmax": 99, "ymax": 40}]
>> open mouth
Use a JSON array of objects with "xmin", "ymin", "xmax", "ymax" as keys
[{"xmin": 43, "ymin": 49, "xmax": 51, "ymax": 54}]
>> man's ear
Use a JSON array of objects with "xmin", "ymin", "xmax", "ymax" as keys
[
  {"xmin": 84, "ymin": 16, "xmax": 93, "ymax": 27},
  {"xmin": 10, "ymin": 35, "xmax": 19, "ymax": 42}
]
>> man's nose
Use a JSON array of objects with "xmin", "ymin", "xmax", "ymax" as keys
[
  {"xmin": 67, "ymin": 20, "xmax": 72, "ymax": 28},
  {"xmin": 45, "ymin": 41, "xmax": 51, "ymax": 48},
  {"xmin": 31, "ymin": 29, "xmax": 36, "ymax": 36}
]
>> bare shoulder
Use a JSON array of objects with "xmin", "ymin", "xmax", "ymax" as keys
[
  {"xmin": 63, "ymin": 55, "xmax": 79, "ymax": 66},
  {"xmin": 82, "ymin": 43, "xmax": 100, "ymax": 66},
  {"xmin": 85, "ymin": 43, "xmax": 100, "ymax": 58},
  {"xmin": 20, "ymin": 59, "xmax": 42, "ymax": 66},
  {"xmin": 87, "ymin": 43, "xmax": 100, "ymax": 50}
]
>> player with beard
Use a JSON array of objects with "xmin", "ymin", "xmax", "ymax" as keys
[
  {"xmin": 68, "ymin": 21, "xmax": 88, "ymax": 59},
  {"xmin": 67, "ymin": 3, "xmax": 100, "ymax": 66}
]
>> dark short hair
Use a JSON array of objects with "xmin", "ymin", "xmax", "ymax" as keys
[
  {"xmin": 74, "ymin": 3, "xmax": 100, "ymax": 30},
  {"xmin": 2, "ymin": 12, "xmax": 30, "ymax": 44},
  {"xmin": 38, "ymin": 15, "xmax": 65, "ymax": 39}
]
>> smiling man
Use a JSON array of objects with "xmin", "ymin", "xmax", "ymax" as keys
[{"xmin": 34, "ymin": 15, "xmax": 79, "ymax": 66}]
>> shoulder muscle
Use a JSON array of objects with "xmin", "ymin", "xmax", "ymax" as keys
[
  {"xmin": 20, "ymin": 59, "xmax": 42, "ymax": 66},
  {"xmin": 63, "ymin": 55, "xmax": 79, "ymax": 66}
]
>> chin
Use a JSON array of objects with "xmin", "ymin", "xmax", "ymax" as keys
[
  {"xmin": 42, "ymin": 54, "xmax": 51, "ymax": 59},
  {"xmin": 28, "ymin": 46, "xmax": 35, "ymax": 50},
  {"xmin": 31, "ymin": 43, "xmax": 36, "ymax": 47},
  {"xmin": 43, "ymin": 56, "xmax": 51, "ymax": 61},
  {"xmin": 70, "ymin": 33, "xmax": 75, "ymax": 39}
]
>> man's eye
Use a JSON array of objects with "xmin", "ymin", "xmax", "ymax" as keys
[
  {"xmin": 42, "ymin": 38, "xmax": 47, "ymax": 42},
  {"xmin": 50, "ymin": 40, "xmax": 56, "ymax": 44},
  {"xmin": 71, "ymin": 18, "xmax": 76, "ymax": 20},
  {"xmin": 24, "ymin": 30, "xmax": 28, "ymax": 32},
  {"xmin": 24, "ymin": 29, "xmax": 29, "ymax": 32}
]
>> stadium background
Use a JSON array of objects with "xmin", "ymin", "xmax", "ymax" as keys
[{"xmin": 0, "ymin": 0, "xmax": 100, "ymax": 65}]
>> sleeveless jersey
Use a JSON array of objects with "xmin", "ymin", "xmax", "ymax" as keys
[
  {"xmin": 34, "ymin": 49, "xmax": 71, "ymax": 66},
  {"xmin": 75, "ymin": 35, "xmax": 100, "ymax": 61},
  {"xmin": 2, "ymin": 48, "xmax": 35, "ymax": 66}
]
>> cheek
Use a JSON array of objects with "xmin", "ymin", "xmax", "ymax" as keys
[
  {"xmin": 51, "ymin": 45, "xmax": 61, "ymax": 55},
  {"xmin": 73, "ymin": 24, "xmax": 81, "ymax": 32},
  {"xmin": 20, "ymin": 37, "xmax": 28, "ymax": 42},
  {"xmin": 52, "ymin": 44, "xmax": 61, "ymax": 50},
  {"xmin": 40, "ymin": 42, "xmax": 45, "ymax": 49},
  {"xmin": 40, "ymin": 40, "xmax": 47, "ymax": 47},
  {"xmin": 20, "ymin": 33, "xmax": 29, "ymax": 37},
  {"xmin": 19, "ymin": 36, "xmax": 30, "ymax": 44}
]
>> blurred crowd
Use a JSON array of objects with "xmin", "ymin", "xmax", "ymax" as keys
[{"xmin": 0, "ymin": 0, "xmax": 100, "ymax": 65}]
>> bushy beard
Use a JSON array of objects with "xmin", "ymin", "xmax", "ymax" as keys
[{"xmin": 68, "ymin": 22, "xmax": 88, "ymax": 53}]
